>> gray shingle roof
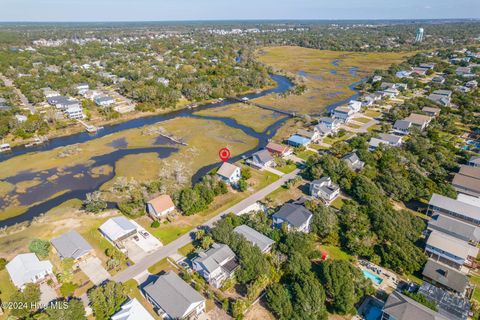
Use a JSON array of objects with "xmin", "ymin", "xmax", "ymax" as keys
[
  {"xmin": 51, "ymin": 230, "xmax": 93, "ymax": 260},
  {"xmin": 429, "ymin": 193, "xmax": 480, "ymax": 222},
  {"xmin": 272, "ymin": 203, "xmax": 313, "ymax": 228},
  {"xmin": 252, "ymin": 150, "xmax": 273, "ymax": 165},
  {"xmin": 234, "ymin": 225, "xmax": 275, "ymax": 252},
  {"xmin": 383, "ymin": 291, "xmax": 448, "ymax": 320},
  {"xmin": 143, "ymin": 272, "xmax": 204, "ymax": 319},
  {"xmin": 193, "ymin": 243, "xmax": 236, "ymax": 274},
  {"xmin": 428, "ymin": 215, "xmax": 480, "ymax": 243},
  {"xmin": 422, "ymin": 259, "xmax": 469, "ymax": 293}
]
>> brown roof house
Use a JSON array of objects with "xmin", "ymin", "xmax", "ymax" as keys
[{"xmin": 147, "ymin": 195, "xmax": 176, "ymax": 219}]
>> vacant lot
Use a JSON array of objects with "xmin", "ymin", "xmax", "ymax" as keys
[{"xmin": 254, "ymin": 46, "xmax": 413, "ymax": 114}]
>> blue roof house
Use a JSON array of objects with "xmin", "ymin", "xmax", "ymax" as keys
[{"xmin": 287, "ymin": 135, "xmax": 311, "ymax": 147}]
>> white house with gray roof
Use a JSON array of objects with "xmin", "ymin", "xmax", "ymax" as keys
[
  {"xmin": 192, "ymin": 243, "xmax": 238, "ymax": 288},
  {"xmin": 310, "ymin": 177, "xmax": 340, "ymax": 205},
  {"xmin": 6, "ymin": 253, "xmax": 54, "ymax": 289},
  {"xmin": 272, "ymin": 203, "xmax": 313, "ymax": 233},
  {"xmin": 111, "ymin": 298, "xmax": 155, "ymax": 320},
  {"xmin": 342, "ymin": 152, "xmax": 364, "ymax": 171},
  {"xmin": 427, "ymin": 193, "xmax": 480, "ymax": 226},
  {"xmin": 422, "ymin": 259, "xmax": 469, "ymax": 294},
  {"xmin": 99, "ymin": 216, "xmax": 137, "ymax": 245},
  {"xmin": 428, "ymin": 214, "xmax": 480, "ymax": 245},
  {"xmin": 217, "ymin": 162, "xmax": 241, "ymax": 185},
  {"xmin": 51, "ymin": 230, "xmax": 93, "ymax": 261},
  {"xmin": 469, "ymin": 156, "xmax": 480, "ymax": 167},
  {"xmin": 234, "ymin": 225, "xmax": 275, "ymax": 253},
  {"xmin": 143, "ymin": 272, "xmax": 205, "ymax": 320},
  {"xmin": 247, "ymin": 149, "xmax": 275, "ymax": 169},
  {"xmin": 425, "ymin": 231, "xmax": 479, "ymax": 270}
]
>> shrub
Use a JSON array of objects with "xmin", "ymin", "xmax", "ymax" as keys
[{"xmin": 151, "ymin": 220, "xmax": 160, "ymax": 228}]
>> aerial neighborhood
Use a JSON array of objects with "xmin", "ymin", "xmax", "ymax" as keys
[{"xmin": 0, "ymin": 19, "xmax": 479, "ymax": 320}]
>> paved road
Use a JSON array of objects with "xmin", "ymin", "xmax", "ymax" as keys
[
  {"xmin": 0, "ymin": 74, "xmax": 35, "ymax": 114},
  {"xmin": 113, "ymin": 168, "xmax": 300, "ymax": 283}
]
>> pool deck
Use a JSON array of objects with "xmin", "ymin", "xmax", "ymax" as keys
[{"xmin": 357, "ymin": 259, "xmax": 398, "ymax": 292}]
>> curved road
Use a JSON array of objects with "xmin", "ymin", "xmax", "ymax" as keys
[{"xmin": 112, "ymin": 168, "xmax": 301, "ymax": 283}]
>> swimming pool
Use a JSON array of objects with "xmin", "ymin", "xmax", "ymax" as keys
[{"xmin": 363, "ymin": 269, "xmax": 383, "ymax": 285}]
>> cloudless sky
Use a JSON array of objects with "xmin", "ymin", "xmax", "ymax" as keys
[{"xmin": 0, "ymin": 0, "xmax": 479, "ymax": 22}]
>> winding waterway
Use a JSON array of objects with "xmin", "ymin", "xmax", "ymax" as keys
[{"xmin": 0, "ymin": 72, "xmax": 363, "ymax": 227}]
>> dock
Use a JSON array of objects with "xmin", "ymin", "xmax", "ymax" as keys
[{"xmin": 77, "ymin": 119, "xmax": 103, "ymax": 133}]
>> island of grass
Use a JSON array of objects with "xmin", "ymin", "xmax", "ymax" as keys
[
  {"xmin": 193, "ymin": 103, "xmax": 285, "ymax": 133},
  {"xmin": 254, "ymin": 46, "xmax": 415, "ymax": 114}
]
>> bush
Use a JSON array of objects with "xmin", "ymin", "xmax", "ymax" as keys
[
  {"xmin": 0, "ymin": 258, "xmax": 7, "ymax": 270},
  {"xmin": 29, "ymin": 239, "xmax": 50, "ymax": 258},
  {"xmin": 60, "ymin": 282, "xmax": 78, "ymax": 297},
  {"xmin": 151, "ymin": 220, "xmax": 160, "ymax": 228}
]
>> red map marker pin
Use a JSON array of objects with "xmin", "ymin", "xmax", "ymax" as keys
[{"xmin": 219, "ymin": 147, "xmax": 231, "ymax": 162}]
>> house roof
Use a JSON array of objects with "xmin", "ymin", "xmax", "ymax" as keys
[
  {"xmin": 318, "ymin": 117, "xmax": 339, "ymax": 125},
  {"xmin": 428, "ymin": 94, "xmax": 450, "ymax": 106},
  {"xmin": 470, "ymin": 156, "xmax": 480, "ymax": 165},
  {"xmin": 422, "ymin": 107, "xmax": 441, "ymax": 115},
  {"xmin": 426, "ymin": 231, "xmax": 479, "ymax": 260},
  {"xmin": 433, "ymin": 89, "xmax": 453, "ymax": 96},
  {"xmin": 334, "ymin": 106, "xmax": 352, "ymax": 113},
  {"xmin": 266, "ymin": 142, "xmax": 291, "ymax": 154},
  {"xmin": 429, "ymin": 193, "xmax": 480, "ymax": 222},
  {"xmin": 342, "ymin": 152, "xmax": 362, "ymax": 166},
  {"xmin": 428, "ymin": 214, "xmax": 480, "ymax": 243},
  {"xmin": 453, "ymin": 172, "xmax": 480, "ymax": 195},
  {"xmin": 378, "ymin": 133, "xmax": 403, "ymax": 145},
  {"xmin": 6, "ymin": 253, "xmax": 53, "ymax": 288},
  {"xmin": 315, "ymin": 123, "xmax": 332, "ymax": 135},
  {"xmin": 272, "ymin": 203, "xmax": 313, "ymax": 228},
  {"xmin": 234, "ymin": 225, "xmax": 275, "ymax": 252},
  {"xmin": 111, "ymin": 298, "xmax": 155, "ymax": 320},
  {"xmin": 252, "ymin": 149, "xmax": 274, "ymax": 164},
  {"xmin": 405, "ymin": 113, "xmax": 431, "ymax": 125},
  {"xmin": 143, "ymin": 272, "xmax": 204, "ymax": 319},
  {"xmin": 383, "ymin": 291, "xmax": 448, "ymax": 320},
  {"xmin": 311, "ymin": 177, "xmax": 340, "ymax": 197},
  {"xmin": 51, "ymin": 230, "xmax": 93, "ymax": 260},
  {"xmin": 394, "ymin": 120, "xmax": 412, "ymax": 130},
  {"xmin": 288, "ymin": 135, "xmax": 311, "ymax": 145},
  {"xmin": 458, "ymin": 165, "xmax": 480, "ymax": 180},
  {"xmin": 193, "ymin": 243, "xmax": 236, "ymax": 274},
  {"xmin": 422, "ymin": 259, "xmax": 469, "ymax": 293},
  {"xmin": 147, "ymin": 194, "xmax": 175, "ymax": 213},
  {"xmin": 217, "ymin": 162, "xmax": 240, "ymax": 179},
  {"xmin": 296, "ymin": 129, "xmax": 316, "ymax": 139},
  {"xmin": 418, "ymin": 282, "xmax": 471, "ymax": 320},
  {"xmin": 99, "ymin": 216, "xmax": 137, "ymax": 241}
]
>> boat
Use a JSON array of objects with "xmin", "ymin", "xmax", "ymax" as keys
[{"xmin": 0, "ymin": 143, "xmax": 11, "ymax": 153}]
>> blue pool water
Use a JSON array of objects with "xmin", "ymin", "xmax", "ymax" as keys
[
  {"xmin": 363, "ymin": 269, "xmax": 383, "ymax": 285},
  {"xmin": 364, "ymin": 305, "xmax": 382, "ymax": 320}
]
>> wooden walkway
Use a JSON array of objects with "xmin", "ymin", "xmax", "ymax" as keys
[{"xmin": 230, "ymin": 97, "xmax": 296, "ymax": 117}]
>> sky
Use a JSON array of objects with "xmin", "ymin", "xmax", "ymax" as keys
[{"xmin": 0, "ymin": 0, "xmax": 479, "ymax": 22}]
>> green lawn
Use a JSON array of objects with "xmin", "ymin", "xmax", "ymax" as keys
[
  {"xmin": 319, "ymin": 245, "xmax": 354, "ymax": 261},
  {"xmin": 364, "ymin": 110, "xmax": 382, "ymax": 118},
  {"xmin": 276, "ymin": 163, "xmax": 297, "ymax": 174},
  {"xmin": 178, "ymin": 243, "xmax": 195, "ymax": 257},
  {"xmin": 295, "ymin": 150, "xmax": 317, "ymax": 161},
  {"xmin": 354, "ymin": 117, "xmax": 372, "ymax": 124},
  {"xmin": 330, "ymin": 197, "xmax": 344, "ymax": 210},
  {"xmin": 148, "ymin": 258, "xmax": 176, "ymax": 274}
]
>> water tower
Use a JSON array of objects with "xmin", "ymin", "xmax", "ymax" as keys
[{"xmin": 415, "ymin": 28, "xmax": 424, "ymax": 42}]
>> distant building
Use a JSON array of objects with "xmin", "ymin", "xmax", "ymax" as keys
[
  {"xmin": 431, "ymin": 76, "xmax": 445, "ymax": 84},
  {"xmin": 95, "ymin": 95, "xmax": 115, "ymax": 107},
  {"xmin": 272, "ymin": 203, "xmax": 313, "ymax": 233},
  {"xmin": 456, "ymin": 67, "xmax": 472, "ymax": 76},
  {"xmin": 404, "ymin": 113, "xmax": 432, "ymax": 130},
  {"xmin": 147, "ymin": 195, "xmax": 176, "ymax": 219},
  {"xmin": 422, "ymin": 107, "xmax": 441, "ymax": 117},
  {"xmin": 415, "ymin": 27, "xmax": 424, "ymax": 42},
  {"xmin": 393, "ymin": 120, "xmax": 412, "ymax": 135},
  {"xmin": 342, "ymin": 152, "xmax": 365, "ymax": 171},
  {"xmin": 368, "ymin": 133, "xmax": 403, "ymax": 151},
  {"xmin": 469, "ymin": 156, "xmax": 480, "ymax": 167},
  {"xmin": 143, "ymin": 272, "xmax": 205, "ymax": 320},
  {"xmin": 310, "ymin": 177, "xmax": 340, "ymax": 205},
  {"xmin": 233, "ymin": 225, "xmax": 275, "ymax": 253},
  {"xmin": 216, "ymin": 162, "xmax": 241, "ymax": 185},
  {"xmin": 111, "ymin": 298, "xmax": 155, "ymax": 320},
  {"xmin": 192, "ymin": 243, "xmax": 238, "ymax": 288},
  {"xmin": 296, "ymin": 129, "xmax": 320, "ymax": 143},
  {"xmin": 6, "ymin": 253, "xmax": 54, "ymax": 289},
  {"xmin": 64, "ymin": 105, "xmax": 84, "ymax": 119}
]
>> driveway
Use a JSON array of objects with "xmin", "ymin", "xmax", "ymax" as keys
[
  {"xmin": 79, "ymin": 257, "xmax": 111, "ymax": 285},
  {"xmin": 123, "ymin": 239, "xmax": 148, "ymax": 263},
  {"xmin": 39, "ymin": 282, "xmax": 58, "ymax": 306}
]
